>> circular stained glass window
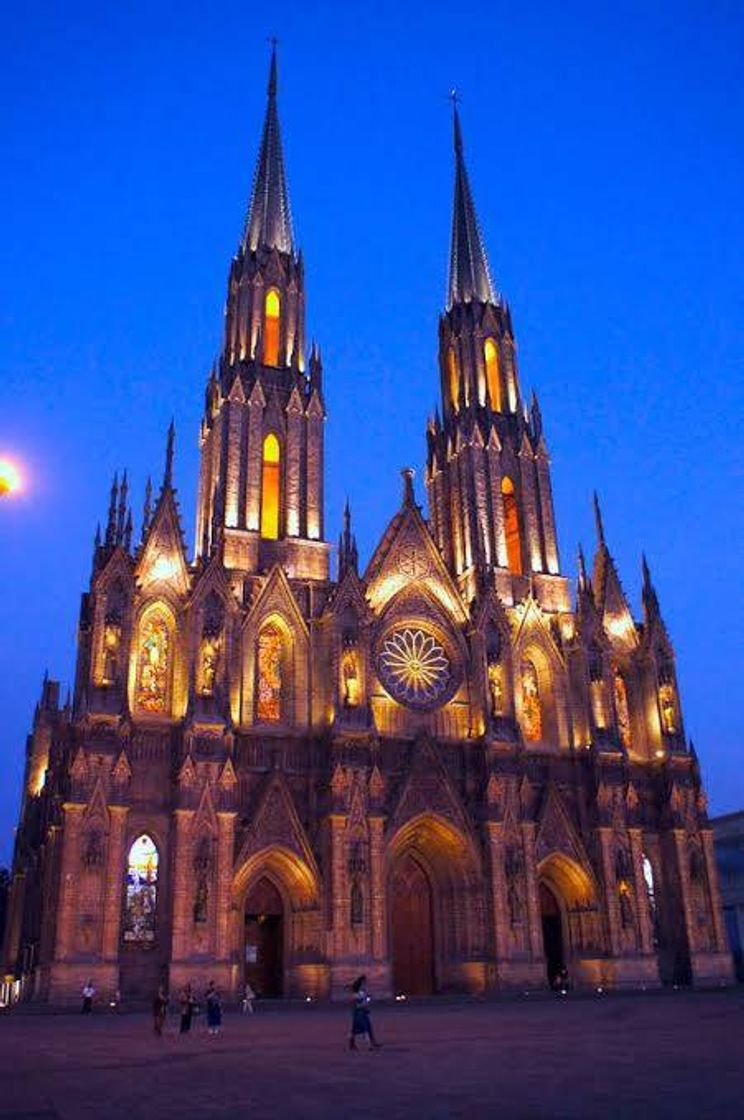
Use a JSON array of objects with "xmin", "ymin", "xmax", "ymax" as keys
[{"xmin": 377, "ymin": 628, "xmax": 451, "ymax": 708}]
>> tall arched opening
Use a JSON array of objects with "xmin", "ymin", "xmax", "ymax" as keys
[
  {"xmin": 388, "ymin": 814, "xmax": 485, "ymax": 996},
  {"xmin": 538, "ymin": 853, "xmax": 600, "ymax": 988},
  {"xmin": 244, "ymin": 876, "xmax": 284, "ymax": 997}
]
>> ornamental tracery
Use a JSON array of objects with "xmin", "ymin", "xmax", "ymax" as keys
[{"xmin": 377, "ymin": 627, "xmax": 451, "ymax": 708}]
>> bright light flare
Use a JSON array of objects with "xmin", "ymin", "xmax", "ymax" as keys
[{"xmin": 0, "ymin": 459, "xmax": 22, "ymax": 497}]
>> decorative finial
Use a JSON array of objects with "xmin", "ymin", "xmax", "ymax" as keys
[
  {"xmin": 592, "ymin": 491, "xmax": 605, "ymax": 547},
  {"xmin": 142, "ymin": 476, "xmax": 152, "ymax": 542},
  {"xmin": 267, "ymin": 36, "xmax": 278, "ymax": 97},
  {"xmin": 450, "ymin": 88, "xmax": 463, "ymax": 153},
  {"xmin": 105, "ymin": 471, "xmax": 119, "ymax": 547},
  {"xmin": 577, "ymin": 543, "xmax": 588, "ymax": 589},
  {"xmin": 401, "ymin": 467, "xmax": 416, "ymax": 507},
  {"xmin": 164, "ymin": 420, "xmax": 175, "ymax": 489}
]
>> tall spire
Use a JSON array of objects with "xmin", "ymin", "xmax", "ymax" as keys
[
  {"xmin": 242, "ymin": 42, "xmax": 295, "ymax": 255},
  {"xmin": 447, "ymin": 98, "xmax": 497, "ymax": 309},
  {"xmin": 163, "ymin": 420, "xmax": 175, "ymax": 490},
  {"xmin": 593, "ymin": 491, "xmax": 606, "ymax": 548}
]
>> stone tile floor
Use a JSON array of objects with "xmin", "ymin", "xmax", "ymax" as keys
[{"xmin": 0, "ymin": 989, "xmax": 742, "ymax": 1119}]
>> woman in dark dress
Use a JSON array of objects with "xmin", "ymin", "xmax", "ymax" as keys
[
  {"xmin": 153, "ymin": 986, "xmax": 168, "ymax": 1035},
  {"xmin": 348, "ymin": 975, "xmax": 381, "ymax": 1051},
  {"xmin": 179, "ymin": 984, "xmax": 195, "ymax": 1035},
  {"xmin": 205, "ymin": 981, "xmax": 222, "ymax": 1036}
]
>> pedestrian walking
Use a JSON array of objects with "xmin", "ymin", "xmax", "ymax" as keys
[
  {"xmin": 348, "ymin": 974, "xmax": 381, "ymax": 1051},
  {"xmin": 153, "ymin": 986, "xmax": 168, "ymax": 1035},
  {"xmin": 81, "ymin": 980, "xmax": 95, "ymax": 1014},
  {"xmin": 241, "ymin": 981, "xmax": 256, "ymax": 1014},
  {"xmin": 205, "ymin": 981, "xmax": 222, "ymax": 1036},
  {"xmin": 179, "ymin": 984, "xmax": 195, "ymax": 1035}
]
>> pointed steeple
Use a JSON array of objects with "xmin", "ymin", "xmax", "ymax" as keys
[
  {"xmin": 242, "ymin": 43, "xmax": 295, "ymax": 255},
  {"xmin": 163, "ymin": 420, "xmax": 175, "ymax": 490},
  {"xmin": 593, "ymin": 491, "xmax": 606, "ymax": 548},
  {"xmin": 105, "ymin": 472, "xmax": 118, "ymax": 547},
  {"xmin": 141, "ymin": 476, "xmax": 153, "ymax": 543},
  {"xmin": 641, "ymin": 552, "xmax": 661, "ymax": 621},
  {"xmin": 447, "ymin": 99, "xmax": 497, "ymax": 309},
  {"xmin": 338, "ymin": 499, "xmax": 359, "ymax": 579},
  {"xmin": 116, "ymin": 470, "xmax": 128, "ymax": 545}
]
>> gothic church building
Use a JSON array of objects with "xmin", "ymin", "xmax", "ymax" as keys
[{"xmin": 3, "ymin": 52, "xmax": 732, "ymax": 1001}]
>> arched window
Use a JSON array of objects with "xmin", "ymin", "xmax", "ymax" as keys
[
  {"xmin": 256, "ymin": 623, "xmax": 283, "ymax": 723},
  {"xmin": 484, "ymin": 338, "xmax": 501, "ymax": 411},
  {"xmin": 261, "ymin": 433, "xmax": 281, "ymax": 540},
  {"xmin": 614, "ymin": 670, "xmax": 631, "ymax": 747},
  {"xmin": 263, "ymin": 288, "xmax": 281, "ymax": 366},
  {"xmin": 135, "ymin": 608, "xmax": 171, "ymax": 713},
  {"xmin": 447, "ymin": 347, "xmax": 459, "ymax": 411},
  {"xmin": 123, "ymin": 834, "xmax": 158, "ymax": 943},
  {"xmin": 521, "ymin": 658, "xmax": 542, "ymax": 741},
  {"xmin": 501, "ymin": 477, "xmax": 522, "ymax": 575}
]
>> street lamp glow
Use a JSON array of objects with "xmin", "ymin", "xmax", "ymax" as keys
[{"xmin": 0, "ymin": 459, "xmax": 22, "ymax": 496}]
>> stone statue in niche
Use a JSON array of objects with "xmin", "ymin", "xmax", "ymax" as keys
[
  {"xmin": 82, "ymin": 829, "xmax": 105, "ymax": 870},
  {"xmin": 504, "ymin": 845, "xmax": 524, "ymax": 925},
  {"xmin": 200, "ymin": 633, "xmax": 221, "ymax": 696},
  {"xmin": 192, "ymin": 836, "xmax": 212, "ymax": 924},
  {"xmin": 350, "ymin": 879, "xmax": 364, "ymax": 926},
  {"xmin": 342, "ymin": 651, "xmax": 359, "ymax": 707},
  {"xmin": 102, "ymin": 622, "xmax": 121, "ymax": 685},
  {"xmin": 487, "ymin": 660, "xmax": 504, "ymax": 717},
  {"xmin": 618, "ymin": 883, "xmax": 634, "ymax": 929}
]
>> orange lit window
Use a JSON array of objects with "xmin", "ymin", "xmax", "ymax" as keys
[
  {"xmin": 261, "ymin": 433, "xmax": 280, "ymax": 539},
  {"xmin": 263, "ymin": 288, "xmax": 281, "ymax": 366},
  {"xmin": 502, "ymin": 477, "xmax": 522, "ymax": 574},
  {"xmin": 448, "ymin": 347, "xmax": 459, "ymax": 411},
  {"xmin": 484, "ymin": 338, "xmax": 501, "ymax": 411},
  {"xmin": 520, "ymin": 659, "xmax": 542, "ymax": 741},
  {"xmin": 257, "ymin": 624, "xmax": 283, "ymax": 722}
]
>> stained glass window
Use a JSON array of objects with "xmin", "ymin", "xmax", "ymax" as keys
[
  {"xmin": 378, "ymin": 628, "xmax": 450, "ymax": 708},
  {"xmin": 448, "ymin": 347, "xmax": 459, "ymax": 411},
  {"xmin": 484, "ymin": 338, "xmax": 501, "ymax": 411},
  {"xmin": 257, "ymin": 624, "xmax": 283, "ymax": 722},
  {"xmin": 521, "ymin": 659, "xmax": 542, "ymax": 741},
  {"xmin": 136, "ymin": 610, "xmax": 170, "ymax": 713},
  {"xmin": 614, "ymin": 670, "xmax": 631, "ymax": 747},
  {"xmin": 123, "ymin": 834, "xmax": 158, "ymax": 943},
  {"xmin": 502, "ymin": 478, "xmax": 522, "ymax": 575},
  {"xmin": 264, "ymin": 288, "xmax": 281, "ymax": 366}
]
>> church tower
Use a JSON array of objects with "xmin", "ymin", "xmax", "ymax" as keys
[
  {"xmin": 426, "ymin": 106, "xmax": 567, "ymax": 613},
  {"xmin": 195, "ymin": 48, "xmax": 329, "ymax": 582}
]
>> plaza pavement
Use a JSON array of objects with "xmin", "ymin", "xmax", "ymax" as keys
[{"xmin": 0, "ymin": 989, "xmax": 742, "ymax": 1119}]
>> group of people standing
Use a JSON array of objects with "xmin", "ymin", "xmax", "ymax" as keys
[{"xmin": 153, "ymin": 980, "xmax": 238, "ymax": 1036}]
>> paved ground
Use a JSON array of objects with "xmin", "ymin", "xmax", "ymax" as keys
[{"xmin": 0, "ymin": 989, "xmax": 742, "ymax": 1119}]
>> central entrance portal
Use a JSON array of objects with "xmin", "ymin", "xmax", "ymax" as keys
[
  {"xmin": 391, "ymin": 853, "xmax": 435, "ymax": 995},
  {"xmin": 540, "ymin": 882, "xmax": 565, "ymax": 985},
  {"xmin": 244, "ymin": 877, "xmax": 284, "ymax": 997}
]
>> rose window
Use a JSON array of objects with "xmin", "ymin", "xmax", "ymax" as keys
[{"xmin": 377, "ymin": 628, "xmax": 451, "ymax": 708}]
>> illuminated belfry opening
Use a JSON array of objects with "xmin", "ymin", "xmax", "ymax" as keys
[
  {"xmin": 264, "ymin": 288, "xmax": 281, "ymax": 366},
  {"xmin": 448, "ymin": 347, "xmax": 459, "ymax": 411},
  {"xmin": 501, "ymin": 476, "xmax": 522, "ymax": 574},
  {"xmin": 261, "ymin": 433, "xmax": 281, "ymax": 539},
  {"xmin": 484, "ymin": 338, "xmax": 501, "ymax": 411}
]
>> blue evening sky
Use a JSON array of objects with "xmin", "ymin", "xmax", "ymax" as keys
[{"xmin": 1, "ymin": 1, "xmax": 742, "ymax": 862}]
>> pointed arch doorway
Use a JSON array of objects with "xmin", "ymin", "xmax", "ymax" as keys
[
  {"xmin": 391, "ymin": 853, "xmax": 435, "ymax": 995},
  {"xmin": 244, "ymin": 877, "xmax": 284, "ymax": 997},
  {"xmin": 539, "ymin": 882, "xmax": 565, "ymax": 985}
]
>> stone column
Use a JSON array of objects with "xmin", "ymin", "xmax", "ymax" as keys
[
  {"xmin": 597, "ymin": 828, "xmax": 623, "ymax": 956},
  {"xmin": 101, "ymin": 806, "xmax": 129, "ymax": 960},
  {"xmin": 368, "ymin": 815, "xmax": 386, "ymax": 961},
  {"xmin": 328, "ymin": 815, "xmax": 347, "ymax": 960},
  {"xmin": 628, "ymin": 828, "xmax": 653, "ymax": 955},
  {"xmin": 520, "ymin": 824, "xmax": 543, "ymax": 958},
  {"xmin": 215, "ymin": 812, "xmax": 237, "ymax": 960},
  {"xmin": 55, "ymin": 804, "xmax": 85, "ymax": 961},
  {"xmin": 701, "ymin": 829, "xmax": 728, "ymax": 953},
  {"xmin": 486, "ymin": 822, "xmax": 509, "ymax": 965},
  {"xmin": 170, "ymin": 810, "xmax": 194, "ymax": 963}
]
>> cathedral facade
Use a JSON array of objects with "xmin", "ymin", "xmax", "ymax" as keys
[{"xmin": 3, "ymin": 52, "xmax": 732, "ymax": 1002}]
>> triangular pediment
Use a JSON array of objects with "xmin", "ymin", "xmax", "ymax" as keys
[
  {"xmin": 512, "ymin": 595, "xmax": 564, "ymax": 668},
  {"xmin": 365, "ymin": 502, "xmax": 467, "ymax": 623},
  {"xmin": 93, "ymin": 549, "xmax": 133, "ymax": 595},
  {"xmin": 236, "ymin": 772, "xmax": 317, "ymax": 872},
  {"xmin": 136, "ymin": 488, "xmax": 190, "ymax": 597},
  {"xmin": 190, "ymin": 553, "xmax": 239, "ymax": 613},
  {"xmin": 322, "ymin": 566, "xmax": 370, "ymax": 622},
  {"xmin": 243, "ymin": 565, "xmax": 309, "ymax": 641},
  {"xmin": 535, "ymin": 785, "xmax": 589, "ymax": 868},
  {"xmin": 192, "ymin": 782, "xmax": 218, "ymax": 836},
  {"xmin": 84, "ymin": 778, "xmax": 109, "ymax": 827},
  {"xmin": 387, "ymin": 736, "xmax": 470, "ymax": 839}
]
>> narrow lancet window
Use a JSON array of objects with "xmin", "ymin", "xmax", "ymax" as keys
[
  {"xmin": 263, "ymin": 288, "xmax": 281, "ymax": 366},
  {"xmin": 484, "ymin": 338, "xmax": 501, "ymax": 411},
  {"xmin": 123, "ymin": 834, "xmax": 158, "ymax": 943},
  {"xmin": 521, "ymin": 659, "xmax": 542, "ymax": 741},
  {"xmin": 501, "ymin": 477, "xmax": 522, "ymax": 575},
  {"xmin": 257, "ymin": 624, "xmax": 283, "ymax": 723},
  {"xmin": 261, "ymin": 433, "xmax": 281, "ymax": 540},
  {"xmin": 447, "ymin": 347, "xmax": 459, "ymax": 411}
]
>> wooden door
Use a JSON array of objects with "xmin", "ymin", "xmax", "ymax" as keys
[
  {"xmin": 244, "ymin": 878, "xmax": 284, "ymax": 997},
  {"xmin": 391, "ymin": 854, "xmax": 435, "ymax": 995}
]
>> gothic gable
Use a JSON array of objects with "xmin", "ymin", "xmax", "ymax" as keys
[
  {"xmin": 387, "ymin": 735, "xmax": 470, "ymax": 841},
  {"xmin": 535, "ymin": 785, "xmax": 590, "ymax": 870},
  {"xmin": 135, "ymin": 489, "xmax": 190, "ymax": 599},
  {"xmin": 236, "ymin": 772, "xmax": 317, "ymax": 874}
]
